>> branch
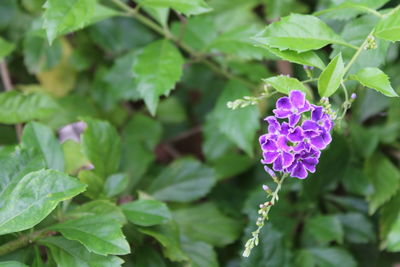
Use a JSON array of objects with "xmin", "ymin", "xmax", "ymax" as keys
[
  {"xmin": 110, "ymin": 0, "xmax": 258, "ymax": 90},
  {"xmin": 0, "ymin": 230, "xmax": 52, "ymax": 256},
  {"xmin": 243, "ymin": 173, "xmax": 288, "ymax": 257}
]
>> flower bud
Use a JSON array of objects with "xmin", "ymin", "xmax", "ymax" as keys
[
  {"xmin": 351, "ymin": 93, "xmax": 357, "ymax": 99},
  {"xmin": 262, "ymin": 184, "xmax": 269, "ymax": 191}
]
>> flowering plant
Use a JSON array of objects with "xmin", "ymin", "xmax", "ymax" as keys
[{"xmin": 1, "ymin": 0, "xmax": 400, "ymax": 266}]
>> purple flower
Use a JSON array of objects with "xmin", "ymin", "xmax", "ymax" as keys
[
  {"xmin": 259, "ymin": 90, "xmax": 333, "ymax": 179},
  {"xmin": 273, "ymin": 91, "xmax": 310, "ymax": 126},
  {"xmin": 287, "ymin": 149, "xmax": 320, "ymax": 179}
]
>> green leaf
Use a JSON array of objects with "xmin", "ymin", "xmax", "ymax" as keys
[
  {"xmin": 263, "ymin": 76, "xmax": 310, "ymax": 96},
  {"xmin": 82, "ymin": 118, "xmax": 121, "ymax": 179},
  {"xmin": 374, "ymin": 8, "xmax": 400, "ymax": 42},
  {"xmin": 265, "ymin": 0, "xmax": 308, "ymax": 19},
  {"xmin": 294, "ymin": 250, "xmax": 315, "ymax": 267},
  {"xmin": 157, "ymin": 97, "xmax": 187, "ymax": 124},
  {"xmin": 62, "ymin": 140, "xmax": 90, "ymax": 175},
  {"xmin": 43, "ymin": 0, "xmax": 97, "ymax": 44},
  {"xmin": 89, "ymin": 17, "xmax": 155, "ymax": 54},
  {"xmin": 350, "ymin": 67, "xmax": 398, "ymax": 97},
  {"xmin": 21, "ymin": 121, "xmax": 64, "ymax": 171},
  {"xmin": 23, "ymin": 30, "xmax": 62, "ymax": 74},
  {"xmin": 213, "ymin": 80, "xmax": 260, "ymax": 155},
  {"xmin": 41, "ymin": 237, "xmax": 124, "ymax": 267},
  {"xmin": 69, "ymin": 200, "xmax": 126, "ymax": 225},
  {"xmin": 171, "ymin": 16, "xmax": 217, "ymax": 51},
  {"xmin": 0, "ymin": 91, "xmax": 59, "ymax": 124},
  {"xmin": 0, "ymin": 169, "xmax": 86, "ymax": 235},
  {"xmin": 349, "ymin": 124, "xmax": 379, "ymax": 158},
  {"xmin": 380, "ymin": 193, "xmax": 400, "ymax": 242},
  {"xmin": 255, "ymin": 44, "xmax": 326, "ymax": 69},
  {"xmin": 121, "ymin": 114, "xmax": 162, "ymax": 188},
  {"xmin": 208, "ymin": 25, "xmax": 266, "ymax": 60},
  {"xmin": 338, "ymin": 213, "xmax": 375, "ymax": 244},
  {"xmin": 331, "ymin": 15, "xmax": 389, "ymax": 75},
  {"xmin": 140, "ymin": 0, "xmax": 212, "ymax": 16},
  {"xmin": 131, "ymin": 245, "xmax": 167, "ymax": 267},
  {"xmin": 365, "ymin": 152, "xmax": 400, "ymax": 214},
  {"xmin": 386, "ymin": 217, "xmax": 400, "ymax": 252},
  {"xmin": 78, "ymin": 170, "xmax": 103, "ymax": 199},
  {"xmin": 172, "ymin": 202, "xmax": 242, "ymax": 246},
  {"xmin": 122, "ymin": 199, "xmax": 172, "ymax": 226},
  {"xmin": 253, "ymin": 14, "xmax": 348, "ymax": 52},
  {"xmin": 103, "ymin": 173, "xmax": 128, "ymax": 198},
  {"xmin": 213, "ymin": 153, "xmax": 253, "ymax": 180},
  {"xmin": 181, "ymin": 238, "xmax": 218, "ymax": 267},
  {"xmin": 132, "ymin": 39, "xmax": 184, "ymax": 115},
  {"xmin": 49, "ymin": 214, "xmax": 130, "ymax": 256},
  {"xmin": 314, "ymin": 1, "xmax": 388, "ymax": 20},
  {"xmin": 148, "ymin": 158, "xmax": 216, "ymax": 202},
  {"xmin": 138, "ymin": 222, "xmax": 188, "ymax": 262},
  {"xmin": 0, "ymin": 37, "xmax": 15, "ymax": 60},
  {"xmin": 136, "ymin": 0, "xmax": 169, "ymax": 27},
  {"xmin": 202, "ymin": 114, "xmax": 235, "ymax": 161},
  {"xmin": 305, "ymin": 215, "xmax": 344, "ymax": 244},
  {"xmin": 0, "ymin": 262, "xmax": 28, "ymax": 267},
  {"xmin": 308, "ymin": 247, "xmax": 356, "ymax": 267},
  {"xmin": 318, "ymin": 53, "xmax": 345, "ymax": 97}
]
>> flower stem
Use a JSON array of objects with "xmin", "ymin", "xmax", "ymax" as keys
[
  {"xmin": 343, "ymin": 29, "xmax": 374, "ymax": 76},
  {"xmin": 243, "ymin": 173, "xmax": 288, "ymax": 257},
  {"xmin": 110, "ymin": 0, "xmax": 258, "ymax": 90},
  {"xmin": 0, "ymin": 230, "xmax": 50, "ymax": 256}
]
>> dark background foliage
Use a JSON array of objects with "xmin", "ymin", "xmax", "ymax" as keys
[{"xmin": 0, "ymin": 0, "xmax": 400, "ymax": 266}]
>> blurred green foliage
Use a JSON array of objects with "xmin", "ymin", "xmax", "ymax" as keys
[{"xmin": 0, "ymin": 0, "xmax": 400, "ymax": 266}]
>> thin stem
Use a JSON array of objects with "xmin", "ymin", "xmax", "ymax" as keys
[
  {"xmin": 341, "ymin": 42, "xmax": 359, "ymax": 51},
  {"xmin": 341, "ymin": 81, "xmax": 349, "ymax": 102},
  {"xmin": 384, "ymin": 5, "xmax": 400, "ymax": 17},
  {"xmin": 0, "ymin": 230, "xmax": 50, "ymax": 256},
  {"xmin": 110, "ymin": 0, "xmax": 258, "ymax": 90},
  {"xmin": 302, "ymin": 78, "xmax": 318, "ymax": 84},
  {"xmin": 343, "ymin": 30, "xmax": 374, "ymax": 75},
  {"xmin": 243, "ymin": 173, "xmax": 288, "ymax": 257},
  {"xmin": 0, "ymin": 61, "xmax": 22, "ymax": 141},
  {"xmin": 364, "ymin": 7, "xmax": 384, "ymax": 18}
]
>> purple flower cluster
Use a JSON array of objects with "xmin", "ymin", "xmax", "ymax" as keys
[{"xmin": 259, "ymin": 90, "xmax": 333, "ymax": 179}]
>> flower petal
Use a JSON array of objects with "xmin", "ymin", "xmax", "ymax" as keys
[
  {"xmin": 265, "ymin": 116, "xmax": 280, "ymax": 133},
  {"xmin": 302, "ymin": 158, "xmax": 318, "ymax": 172},
  {"xmin": 289, "ymin": 90, "xmax": 306, "ymax": 109},
  {"xmin": 310, "ymin": 135, "xmax": 326, "ymax": 150},
  {"xmin": 293, "ymin": 142, "xmax": 309, "ymax": 152},
  {"xmin": 311, "ymin": 105, "xmax": 323, "ymax": 121},
  {"xmin": 259, "ymin": 134, "xmax": 268, "ymax": 145},
  {"xmin": 276, "ymin": 97, "xmax": 292, "ymax": 110},
  {"xmin": 288, "ymin": 113, "xmax": 301, "ymax": 127},
  {"xmin": 302, "ymin": 120, "xmax": 319, "ymax": 131},
  {"xmin": 273, "ymin": 155, "xmax": 283, "ymax": 171},
  {"xmin": 280, "ymin": 122, "xmax": 290, "ymax": 135},
  {"xmin": 262, "ymin": 151, "xmax": 279, "ymax": 164},
  {"xmin": 288, "ymin": 126, "xmax": 303, "ymax": 142},
  {"xmin": 277, "ymin": 135, "xmax": 291, "ymax": 152},
  {"xmin": 273, "ymin": 109, "xmax": 291, "ymax": 118},
  {"xmin": 291, "ymin": 162, "xmax": 308, "ymax": 179},
  {"xmin": 262, "ymin": 139, "xmax": 278, "ymax": 151},
  {"xmin": 282, "ymin": 151, "xmax": 294, "ymax": 168},
  {"xmin": 298, "ymin": 100, "xmax": 311, "ymax": 113},
  {"xmin": 322, "ymin": 131, "xmax": 332, "ymax": 146}
]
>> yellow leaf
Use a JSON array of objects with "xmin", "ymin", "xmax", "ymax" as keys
[{"xmin": 36, "ymin": 38, "xmax": 76, "ymax": 97}]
